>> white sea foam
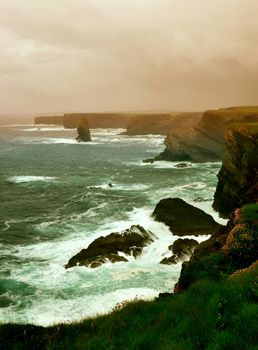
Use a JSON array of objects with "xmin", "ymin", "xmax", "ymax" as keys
[
  {"xmin": 0, "ymin": 287, "xmax": 159, "ymax": 326},
  {"xmin": 8, "ymin": 176, "xmax": 57, "ymax": 183},
  {"xmin": 21, "ymin": 127, "xmax": 66, "ymax": 132},
  {"xmin": 87, "ymin": 183, "xmax": 149, "ymax": 191}
]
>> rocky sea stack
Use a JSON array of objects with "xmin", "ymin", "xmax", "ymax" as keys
[
  {"xmin": 75, "ymin": 118, "xmax": 91, "ymax": 142},
  {"xmin": 152, "ymin": 198, "xmax": 220, "ymax": 236}
]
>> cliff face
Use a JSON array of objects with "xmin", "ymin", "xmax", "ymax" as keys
[
  {"xmin": 63, "ymin": 113, "xmax": 132, "ymax": 129},
  {"xmin": 124, "ymin": 112, "xmax": 202, "ymax": 135},
  {"xmin": 174, "ymin": 122, "xmax": 258, "ymax": 293},
  {"xmin": 34, "ymin": 116, "xmax": 64, "ymax": 125},
  {"xmin": 213, "ymin": 123, "xmax": 258, "ymax": 217},
  {"xmin": 157, "ymin": 107, "xmax": 258, "ymax": 162}
]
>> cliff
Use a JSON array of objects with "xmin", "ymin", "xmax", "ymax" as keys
[
  {"xmin": 213, "ymin": 123, "xmax": 258, "ymax": 217},
  {"xmin": 157, "ymin": 106, "xmax": 258, "ymax": 162},
  {"xmin": 124, "ymin": 112, "xmax": 202, "ymax": 135},
  {"xmin": 174, "ymin": 122, "xmax": 258, "ymax": 293},
  {"xmin": 63, "ymin": 113, "xmax": 132, "ymax": 129},
  {"xmin": 34, "ymin": 116, "xmax": 64, "ymax": 125},
  {"xmin": 1, "ymin": 118, "xmax": 258, "ymax": 350}
]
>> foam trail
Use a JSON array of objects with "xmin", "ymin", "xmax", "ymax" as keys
[{"xmin": 8, "ymin": 176, "xmax": 57, "ymax": 183}]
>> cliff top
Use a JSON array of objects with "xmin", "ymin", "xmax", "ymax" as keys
[{"xmin": 227, "ymin": 121, "xmax": 258, "ymax": 134}]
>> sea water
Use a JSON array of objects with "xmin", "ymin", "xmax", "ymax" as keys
[{"xmin": 0, "ymin": 125, "xmax": 224, "ymax": 326}]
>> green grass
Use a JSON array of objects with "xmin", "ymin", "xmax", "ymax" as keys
[
  {"xmin": 240, "ymin": 204, "xmax": 258, "ymax": 226},
  {"xmin": 227, "ymin": 122, "xmax": 258, "ymax": 134},
  {"xmin": 0, "ymin": 264, "xmax": 257, "ymax": 350}
]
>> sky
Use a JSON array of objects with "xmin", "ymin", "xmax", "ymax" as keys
[{"xmin": 0, "ymin": 0, "xmax": 258, "ymax": 116}]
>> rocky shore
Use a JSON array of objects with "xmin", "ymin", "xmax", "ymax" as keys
[
  {"xmin": 2, "ymin": 112, "xmax": 258, "ymax": 350},
  {"xmin": 155, "ymin": 106, "xmax": 258, "ymax": 162}
]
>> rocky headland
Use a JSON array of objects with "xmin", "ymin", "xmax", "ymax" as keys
[
  {"xmin": 213, "ymin": 122, "xmax": 258, "ymax": 217},
  {"xmin": 34, "ymin": 111, "xmax": 202, "ymax": 133},
  {"xmin": 155, "ymin": 106, "xmax": 258, "ymax": 162},
  {"xmin": 174, "ymin": 121, "xmax": 258, "ymax": 293},
  {"xmin": 123, "ymin": 112, "xmax": 202, "ymax": 135}
]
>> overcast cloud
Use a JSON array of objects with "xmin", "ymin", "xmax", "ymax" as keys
[{"xmin": 0, "ymin": 0, "xmax": 258, "ymax": 115}]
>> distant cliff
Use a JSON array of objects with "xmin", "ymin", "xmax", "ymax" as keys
[
  {"xmin": 34, "ymin": 116, "xmax": 64, "ymax": 125},
  {"xmin": 156, "ymin": 107, "xmax": 258, "ymax": 162},
  {"xmin": 63, "ymin": 113, "xmax": 132, "ymax": 129},
  {"xmin": 123, "ymin": 112, "xmax": 202, "ymax": 135},
  {"xmin": 35, "ymin": 113, "xmax": 131, "ymax": 129},
  {"xmin": 213, "ymin": 123, "xmax": 258, "ymax": 217},
  {"xmin": 34, "ymin": 111, "xmax": 202, "ymax": 133}
]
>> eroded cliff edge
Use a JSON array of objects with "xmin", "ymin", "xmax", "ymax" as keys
[
  {"xmin": 174, "ymin": 122, "xmax": 258, "ymax": 293},
  {"xmin": 156, "ymin": 106, "xmax": 258, "ymax": 162},
  {"xmin": 213, "ymin": 123, "xmax": 258, "ymax": 217}
]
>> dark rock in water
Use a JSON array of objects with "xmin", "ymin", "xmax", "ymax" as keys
[
  {"xmin": 160, "ymin": 238, "xmax": 199, "ymax": 265},
  {"xmin": 143, "ymin": 158, "xmax": 154, "ymax": 164},
  {"xmin": 160, "ymin": 256, "xmax": 177, "ymax": 265},
  {"xmin": 152, "ymin": 198, "xmax": 220, "ymax": 236},
  {"xmin": 65, "ymin": 225, "xmax": 155, "ymax": 269},
  {"xmin": 193, "ymin": 197, "xmax": 212, "ymax": 203},
  {"xmin": 76, "ymin": 119, "xmax": 91, "ymax": 142},
  {"xmin": 175, "ymin": 163, "xmax": 192, "ymax": 168},
  {"xmin": 172, "ymin": 238, "xmax": 199, "ymax": 260},
  {"xmin": 213, "ymin": 123, "xmax": 258, "ymax": 218}
]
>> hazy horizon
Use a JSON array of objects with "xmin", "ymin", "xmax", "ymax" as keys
[{"xmin": 0, "ymin": 0, "xmax": 258, "ymax": 119}]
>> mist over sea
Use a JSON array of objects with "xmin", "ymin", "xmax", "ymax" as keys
[{"xmin": 0, "ymin": 125, "xmax": 223, "ymax": 326}]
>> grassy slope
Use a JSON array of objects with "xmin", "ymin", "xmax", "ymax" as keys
[{"xmin": 0, "ymin": 264, "xmax": 257, "ymax": 350}]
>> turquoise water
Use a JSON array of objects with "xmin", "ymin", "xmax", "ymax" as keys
[{"xmin": 0, "ymin": 125, "xmax": 223, "ymax": 325}]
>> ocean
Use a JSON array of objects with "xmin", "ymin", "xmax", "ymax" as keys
[{"xmin": 0, "ymin": 125, "xmax": 224, "ymax": 326}]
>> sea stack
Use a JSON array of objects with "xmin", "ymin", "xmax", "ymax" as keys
[{"xmin": 76, "ymin": 118, "xmax": 91, "ymax": 142}]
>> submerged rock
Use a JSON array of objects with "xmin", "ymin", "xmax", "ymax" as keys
[
  {"xmin": 142, "ymin": 158, "xmax": 154, "ymax": 164},
  {"xmin": 65, "ymin": 225, "xmax": 155, "ymax": 269},
  {"xmin": 174, "ymin": 163, "xmax": 192, "ymax": 168},
  {"xmin": 76, "ymin": 119, "xmax": 91, "ymax": 142},
  {"xmin": 152, "ymin": 198, "xmax": 220, "ymax": 236},
  {"xmin": 160, "ymin": 238, "xmax": 199, "ymax": 265}
]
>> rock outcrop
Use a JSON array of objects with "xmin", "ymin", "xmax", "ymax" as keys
[
  {"xmin": 124, "ymin": 112, "xmax": 202, "ymax": 135},
  {"xmin": 174, "ymin": 203, "xmax": 258, "ymax": 293},
  {"xmin": 152, "ymin": 198, "xmax": 220, "ymax": 236},
  {"xmin": 65, "ymin": 225, "xmax": 155, "ymax": 269},
  {"xmin": 156, "ymin": 107, "xmax": 258, "ymax": 162},
  {"xmin": 160, "ymin": 238, "xmax": 199, "ymax": 265},
  {"xmin": 213, "ymin": 123, "xmax": 258, "ymax": 217},
  {"xmin": 75, "ymin": 119, "xmax": 91, "ymax": 142}
]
